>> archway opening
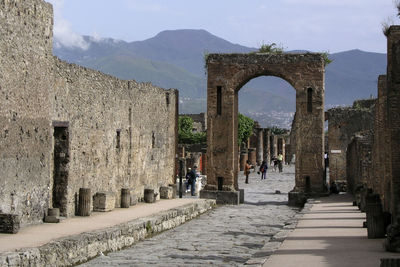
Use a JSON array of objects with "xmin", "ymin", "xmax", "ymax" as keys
[{"xmin": 237, "ymin": 76, "xmax": 296, "ymax": 182}]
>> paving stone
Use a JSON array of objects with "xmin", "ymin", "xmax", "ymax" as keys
[{"xmin": 81, "ymin": 166, "xmax": 299, "ymax": 266}]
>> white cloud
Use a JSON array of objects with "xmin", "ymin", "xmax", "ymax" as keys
[{"xmin": 46, "ymin": 0, "xmax": 90, "ymax": 50}]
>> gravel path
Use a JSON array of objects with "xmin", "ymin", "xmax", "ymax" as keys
[{"xmin": 81, "ymin": 165, "xmax": 299, "ymax": 266}]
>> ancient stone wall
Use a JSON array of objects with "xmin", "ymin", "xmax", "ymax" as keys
[
  {"xmin": 0, "ymin": 0, "xmax": 178, "ymax": 225},
  {"xmin": 0, "ymin": 0, "xmax": 54, "ymax": 225},
  {"xmin": 371, "ymin": 76, "xmax": 391, "ymax": 212},
  {"xmin": 52, "ymin": 60, "xmax": 177, "ymax": 217},
  {"xmin": 326, "ymin": 104, "xmax": 374, "ymax": 184},
  {"xmin": 346, "ymin": 131, "xmax": 373, "ymax": 194}
]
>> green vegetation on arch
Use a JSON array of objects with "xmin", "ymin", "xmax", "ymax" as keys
[{"xmin": 256, "ymin": 43, "xmax": 284, "ymax": 54}]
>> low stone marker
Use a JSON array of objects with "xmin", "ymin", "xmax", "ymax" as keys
[
  {"xmin": 0, "ymin": 213, "xmax": 20, "ymax": 234},
  {"xmin": 121, "ymin": 188, "xmax": 131, "ymax": 208},
  {"xmin": 144, "ymin": 189, "xmax": 157, "ymax": 203},
  {"xmin": 130, "ymin": 193, "xmax": 138, "ymax": 206},
  {"xmin": 78, "ymin": 188, "xmax": 91, "ymax": 216},
  {"xmin": 160, "ymin": 186, "xmax": 173, "ymax": 199},
  {"xmin": 93, "ymin": 192, "xmax": 115, "ymax": 212},
  {"xmin": 44, "ymin": 208, "xmax": 60, "ymax": 223}
]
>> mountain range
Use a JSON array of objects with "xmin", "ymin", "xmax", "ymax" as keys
[{"xmin": 53, "ymin": 29, "xmax": 387, "ymax": 126}]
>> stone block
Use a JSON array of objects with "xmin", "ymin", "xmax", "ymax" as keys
[
  {"xmin": 47, "ymin": 208, "xmax": 60, "ymax": 217},
  {"xmin": 160, "ymin": 186, "xmax": 173, "ymax": 199},
  {"xmin": 200, "ymin": 190, "xmax": 240, "ymax": 205},
  {"xmin": 44, "ymin": 216, "xmax": 60, "ymax": 223},
  {"xmin": 144, "ymin": 189, "xmax": 156, "ymax": 203},
  {"xmin": 380, "ymin": 258, "xmax": 400, "ymax": 267},
  {"xmin": 288, "ymin": 191, "xmax": 307, "ymax": 207},
  {"xmin": 169, "ymin": 184, "xmax": 177, "ymax": 199},
  {"xmin": 93, "ymin": 191, "xmax": 115, "ymax": 212},
  {"xmin": 130, "ymin": 194, "xmax": 138, "ymax": 206},
  {"xmin": 0, "ymin": 214, "xmax": 20, "ymax": 234},
  {"xmin": 239, "ymin": 189, "xmax": 245, "ymax": 204}
]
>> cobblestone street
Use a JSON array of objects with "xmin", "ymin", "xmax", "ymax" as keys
[{"xmin": 81, "ymin": 165, "xmax": 299, "ymax": 267}]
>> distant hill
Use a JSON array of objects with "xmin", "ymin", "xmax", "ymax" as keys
[{"xmin": 53, "ymin": 29, "xmax": 387, "ymax": 122}]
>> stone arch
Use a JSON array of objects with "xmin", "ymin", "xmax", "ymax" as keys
[{"xmin": 201, "ymin": 53, "xmax": 326, "ymax": 205}]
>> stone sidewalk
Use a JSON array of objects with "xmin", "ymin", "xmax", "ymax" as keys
[
  {"xmin": 0, "ymin": 198, "xmax": 215, "ymax": 266},
  {"xmin": 265, "ymin": 193, "xmax": 400, "ymax": 267}
]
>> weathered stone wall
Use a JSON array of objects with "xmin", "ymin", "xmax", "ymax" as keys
[
  {"xmin": 0, "ymin": 0, "xmax": 54, "ymax": 225},
  {"xmin": 205, "ymin": 53, "xmax": 325, "ymax": 197},
  {"xmin": 346, "ymin": 131, "xmax": 373, "ymax": 194},
  {"xmin": 371, "ymin": 75, "xmax": 391, "ymax": 212},
  {"xmin": 52, "ymin": 60, "xmax": 178, "ymax": 217},
  {"xmin": 0, "ymin": 0, "xmax": 178, "ymax": 225},
  {"xmin": 326, "ymin": 103, "xmax": 374, "ymax": 183}
]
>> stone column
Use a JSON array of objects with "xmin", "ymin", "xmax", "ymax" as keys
[
  {"xmin": 263, "ymin": 129, "xmax": 271, "ymax": 164},
  {"xmin": 78, "ymin": 188, "xmax": 91, "ymax": 216},
  {"xmin": 239, "ymin": 151, "xmax": 248, "ymax": 171},
  {"xmin": 387, "ymin": 26, "xmax": 400, "ymax": 220},
  {"xmin": 256, "ymin": 128, "xmax": 263, "ymax": 165},
  {"xmin": 248, "ymin": 148, "xmax": 256, "ymax": 166}
]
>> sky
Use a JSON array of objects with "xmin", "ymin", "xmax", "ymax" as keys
[{"xmin": 46, "ymin": 0, "xmax": 397, "ymax": 53}]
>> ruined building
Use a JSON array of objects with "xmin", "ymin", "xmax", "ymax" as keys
[
  {"xmin": 344, "ymin": 26, "xmax": 400, "ymax": 249},
  {"xmin": 202, "ymin": 53, "xmax": 326, "ymax": 205},
  {"xmin": 0, "ymin": 0, "xmax": 178, "ymax": 228},
  {"xmin": 326, "ymin": 100, "xmax": 374, "ymax": 186}
]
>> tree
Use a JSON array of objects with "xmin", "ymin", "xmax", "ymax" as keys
[
  {"xmin": 178, "ymin": 116, "xmax": 206, "ymax": 144},
  {"xmin": 238, "ymin": 113, "xmax": 254, "ymax": 146},
  {"xmin": 270, "ymin": 126, "xmax": 288, "ymax": 135}
]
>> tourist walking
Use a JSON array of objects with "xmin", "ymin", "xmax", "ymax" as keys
[
  {"xmin": 277, "ymin": 153, "xmax": 283, "ymax": 173},
  {"xmin": 259, "ymin": 160, "xmax": 268, "ymax": 180},
  {"xmin": 244, "ymin": 160, "xmax": 251, "ymax": 184},
  {"xmin": 272, "ymin": 157, "xmax": 278, "ymax": 172},
  {"xmin": 187, "ymin": 166, "xmax": 199, "ymax": 196}
]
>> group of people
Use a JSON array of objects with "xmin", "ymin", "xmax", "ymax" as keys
[{"xmin": 244, "ymin": 153, "xmax": 284, "ymax": 184}]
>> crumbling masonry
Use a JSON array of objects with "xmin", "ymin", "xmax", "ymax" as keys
[{"xmin": 0, "ymin": 0, "xmax": 178, "ymax": 228}]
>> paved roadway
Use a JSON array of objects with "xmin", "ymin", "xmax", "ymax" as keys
[{"xmin": 81, "ymin": 165, "xmax": 298, "ymax": 267}]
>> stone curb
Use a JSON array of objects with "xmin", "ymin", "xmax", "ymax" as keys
[
  {"xmin": 0, "ymin": 199, "xmax": 216, "ymax": 267},
  {"xmin": 244, "ymin": 198, "xmax": 315, "ymax": 266}
]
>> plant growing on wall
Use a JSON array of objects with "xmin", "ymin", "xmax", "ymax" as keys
[
  {"xmin": 257, "ymin": 43, "xmax": 284, "ymax": 54},
  {"xmin": 238, "ymin": 113, "xmax": 254, "ymax": 146}
]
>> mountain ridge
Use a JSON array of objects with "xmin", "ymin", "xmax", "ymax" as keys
[{"xmin": 53, "ymin": 29, "xmax": 387, "ymax": 124}]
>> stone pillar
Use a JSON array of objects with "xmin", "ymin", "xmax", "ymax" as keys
[
  {"xmin": 366, "ymin": 194, "xmax": 385, "ymax": 238},
  {"xmin": 272, "ymin": 135, "xmax": 278, "ymax": 158},
  {"xmin": 248, "ymin": 148, "xmax": 256, "ymax": 166},
  {"xmin": 387, "ymin": 26, "xmax": 400, "ymax": 220},
  {"xmin": 239, "ymin": 151, "xmax": 248, "ymax": 171},
  {"xmin": 121, "ymin": 188, "xmax": 131, "ymax": 208},
  {"xmin": 78, "ymin": 188, "xmax": 91, "ymax": 216},
  {"xmin": 144, "ymin": 189, "xmax": 155, "ymax": 203},
  {"xmin": 263, "ymin": 129, "xmax": 271, "ymax": 164},
  {"xmin": 256, "ymin": 128, "xmax": 263, "ymax": 165}
]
